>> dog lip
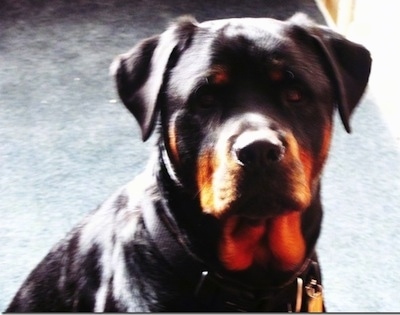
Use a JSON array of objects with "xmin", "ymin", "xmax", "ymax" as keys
[
  {"xmin": 235, "ymin": 212, "xmax": 280, "ymax": 223},
  {"xmin": 233, "ymin": 207, "xmax": 299, "ymax": 222},
  {"xmin": 239, "ymin": 216, "xmax": 267, "ymax": 226}
]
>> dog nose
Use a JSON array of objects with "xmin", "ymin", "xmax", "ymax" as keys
[{"xmin": 233, "ymin": 134, "xmax": 285, "ymax": 167}]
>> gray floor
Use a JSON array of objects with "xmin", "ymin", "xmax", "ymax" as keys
[{"xmin": 1, "ymin": 0, "xmax": 399, "ymax": 312}]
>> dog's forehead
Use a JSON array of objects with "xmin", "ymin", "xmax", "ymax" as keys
[
  {"xmin": 198, "ymin": 17, "xmax": 287, "ymax": 48},
  {"xmin": 168, "ymin": 18, "xmax": 295, "ymax": 100},
  {"xmin": 199, "ymin": 17, "xmax": 286, "ymax": 34},
  {"xmin": 198, "ymin": 18, "xmax": 292, "ymax": 68}
]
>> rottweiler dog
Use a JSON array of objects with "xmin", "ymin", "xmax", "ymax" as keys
[{"xmin": 6, "ymin": 14, "xmax": 371, "ymax": 312}]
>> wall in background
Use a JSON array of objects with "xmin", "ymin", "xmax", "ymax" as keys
[{"xmin": 317, "ymin": 0, "xmax": 400, "ymax": 145}]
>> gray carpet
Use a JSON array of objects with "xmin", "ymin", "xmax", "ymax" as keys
[{"xmin": 1, "ymin": 0, "xmax": 399, "ymax": 312}]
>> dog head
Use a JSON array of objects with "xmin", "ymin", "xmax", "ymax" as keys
[{"xmin": 112, "ymin": 14, "xmax": 371, "ymax": 271}]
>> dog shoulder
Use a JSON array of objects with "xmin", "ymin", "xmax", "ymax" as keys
[
  {"xmin": 78, "ymin": 169, "xmax": 155, "ymax": 255},
  {"xmin": 7, "ymin": 171, "xmax": 156, "ymax": 312}
]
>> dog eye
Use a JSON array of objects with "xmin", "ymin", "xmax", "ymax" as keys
[
  {"xmin": 192, "ymin": 86, "xmax": 219, "ymax": 110},
  {"xmin": 283, "ymin": 86, "xmax": 303, "ymax": 103},
  {"xmin": 198, "ymin": 93, "xmax": 216, "ymax": 108}
]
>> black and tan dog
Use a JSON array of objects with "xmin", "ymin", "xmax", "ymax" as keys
[{"xmin": 6, "ymin": 14, "xmax": 371, "ymax": 312}]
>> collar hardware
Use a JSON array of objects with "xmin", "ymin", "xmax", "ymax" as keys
[{"xmin": 305, "ymin": 278, "xmax": 324, "ymax": 312}]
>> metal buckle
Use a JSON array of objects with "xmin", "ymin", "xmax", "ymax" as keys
[{"xmin": 305, "ymin": 279, "xmax": 324, "ymax": 312}]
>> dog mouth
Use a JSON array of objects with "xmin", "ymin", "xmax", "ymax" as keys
[
  {"xmin": 213, "ymin": 164, "xmax": 310, "ymax": 272},
  {"xmin": 218, "ymin": 211, "xmax": 306, "ymax": 272}
]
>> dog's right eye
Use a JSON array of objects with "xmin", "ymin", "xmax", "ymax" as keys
[
  {"xmin": 191, "ymin": 87, "xmax": 219, "ymax": 110},
  {"xmin": 284, "ymin": 86, "xmax": 303, "ymax": 103},
  {"xmin": 198, "ymin": 93, "xmax": 216, "ymax": 108}
]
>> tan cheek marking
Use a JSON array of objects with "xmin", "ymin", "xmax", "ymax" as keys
[
  {"xmin": 168, "ymin": 123, "xmax": 180, "ymax": 165},
  {"xmin": 268, "ymin": 211, "xmax": 305, "ymax": 271},
  {"xmin": 197, "ymin": 151, "xmax": 216, "ymax": 215},
  {"xmin": 219, "ymin": 216, "xmax": 266, "ymax": 271},
  {"xmin": 286, "ymin": 132, "xmax": 313, "ymax": 188},
  {"xmin": 298, "ymin": 149, "xmax": 313, "ymax": 188},
  {"xmin": 298, "ymin": 126, "xmax": 333, "ymax": 188},
  {"xmin": 285, "ymin": 133, "xmax": 312, "ymax": 208}
]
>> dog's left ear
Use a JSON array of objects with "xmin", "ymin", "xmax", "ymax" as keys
[
  {"xmin": 110, "ymin": 16, "xmax": 198, "ymax": 141},
  {"xmin": 288, "ymin": 14, "xmax": 372, "ymax": 133}
]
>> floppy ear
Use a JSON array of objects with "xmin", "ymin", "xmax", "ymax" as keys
[
  {"xmin": 289, "ymin": 14, "xmax": 372, "ymax": 133},
  {"xmin": 110, "ymin": 16, "xmax": 198, "ymax": 141}
]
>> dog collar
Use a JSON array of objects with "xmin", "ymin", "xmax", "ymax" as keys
[{"xmin": 193, "ymin": 255, "xmax": 323, "ymax": 312}]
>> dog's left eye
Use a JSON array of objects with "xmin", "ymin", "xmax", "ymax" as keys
[
  {"xmin": 283, "ymin": 86, "xmax": 303, "ymax": 104},
  {"xmin": 192, "ymin": 86, "xmax": 219, "ymax": 110},
  {"xmin": 198, "ymin": 93, "xmax": 216, "ymax": 108}
]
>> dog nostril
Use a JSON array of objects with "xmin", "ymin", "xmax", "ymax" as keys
[{"xmin": 234, "ymin": 140, "xmax": 285, "ymax": 166}]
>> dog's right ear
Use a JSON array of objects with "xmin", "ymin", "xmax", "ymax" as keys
[{"xmin": 110, "ymin": 16, "xmax": 198, "ymax": 141}]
